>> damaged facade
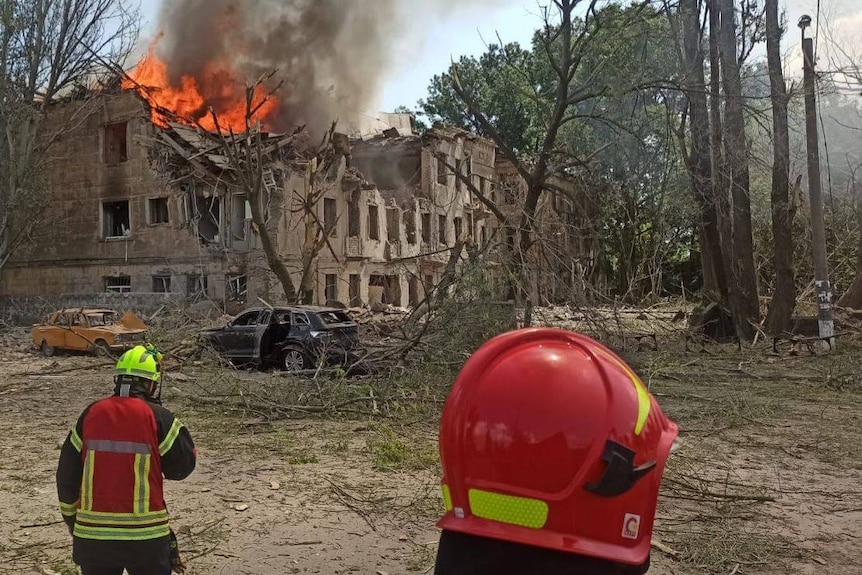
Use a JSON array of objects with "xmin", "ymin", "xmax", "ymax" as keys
[{"xmin": 0, "ymin": 91, "xmax": 516, "ymax": 310}]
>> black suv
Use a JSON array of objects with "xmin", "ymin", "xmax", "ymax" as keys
[{"xmin": 200, "ymin": 306, "xmax": 360, "ymax": 371}]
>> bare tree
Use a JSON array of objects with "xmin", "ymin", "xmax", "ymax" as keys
[
  {"xmin": 0, "ymin": 0, "xmax": 139, "ymax": 273},
  {"xmin": 676, "ymin": 0, "xmax": 728, "ymax": 301},
  {"xmin": 449, "ymin": 0, "xmax": 648, "ymax": 324},
  {"xmin": 763, "ymin": 0, "xmax": 796, "ymax": 334}
]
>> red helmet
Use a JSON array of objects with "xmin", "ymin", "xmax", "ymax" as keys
[{"xmin": 437, "ymin": 328, "xmax": 678, "ymax": 565}]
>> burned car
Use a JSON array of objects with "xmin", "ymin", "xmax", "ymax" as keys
[
  {"xmin": 32, "ymin": 309, "xmax": 148, "ymax": 357},
  {"xmin": 199, "ymin": 306, "xmax": 360, "ymax": 371}
]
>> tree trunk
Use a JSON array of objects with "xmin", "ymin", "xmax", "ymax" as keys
[
  {"xmin": 838, "ymin": 177, "xmax": 862, "ymax": 309},
  {"xmin": 708, "ymin": 0, "xmax": 737, "ymax": 318},
  {"xmin": 249, "ymin": 183, "xmax": 298, "ymax": 303},
  {"xmin": 764, "ymin": 0, "xmax": 796, "ymax": 334},
  {"xmin": 717, "ymin": 0, "xmax": 760, "ymax": 340},
  {"xmin": 681, "ymin": 0, "xmax": 727, "ymax": 301}
]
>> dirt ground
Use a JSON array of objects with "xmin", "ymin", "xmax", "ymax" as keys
[{"xmin": 1, "ymin": 327, "xmax": 860, "ymax": 575}]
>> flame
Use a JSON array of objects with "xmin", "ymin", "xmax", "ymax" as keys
[{"xmin": 123, "ymin": 39, "xmax": 278, "ymax": 133}]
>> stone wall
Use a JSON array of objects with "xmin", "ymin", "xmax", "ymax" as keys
[{"xmin": 0, "ymin": 293, "xmax": 186, "ymax": 326}]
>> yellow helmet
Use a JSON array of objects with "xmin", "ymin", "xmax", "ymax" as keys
[{"xmin": 115, "ymin": 345, "xmax": 161, "ymax": 382}]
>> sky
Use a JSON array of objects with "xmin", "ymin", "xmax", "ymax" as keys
[{"xmin": 137, "ymin": 0, "xmax": 862, "ymax": 114}]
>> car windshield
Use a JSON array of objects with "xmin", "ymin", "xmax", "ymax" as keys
[
  {"xmin": 317, "ymin": 311, "xmax": 353, "ymax": 325},
  {"xmin": 86, "ymin": 312, "xmax": 119, "ymax": 326}
]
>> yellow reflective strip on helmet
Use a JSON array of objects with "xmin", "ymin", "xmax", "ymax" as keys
[
  {"xmin": 76, "ymin": 509, "xmax": 168, "ymax": 525},
  {"xmin": 81, "ymin": 450, "xmax": 95, "ymax": 511},
  {"xmin": 595, "ymin": 348, "xmax": 651, "ymax": 436},
  {"xmin": 73, "ymin": 523, "xmax": 171, "ymax": 541},
  {"xmin": 158, "ymin": 419, "xmax": 183, "ymax": 456},
  {"xmin": 441, "ymin": 484, "xmax": 453, "ymax": 512},
  {"xmin": 69, "ymin": 428, "xmax": 83, "ymax": 452},
  {"xmin": 468, "ymin": 489, "xmax": 548, "ymax": 529},
  {"xmin": 60, "ymin": 500, "xmax": 78, "ymax": 517}
]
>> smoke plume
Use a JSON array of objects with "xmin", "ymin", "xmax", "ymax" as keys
[{"xmin": 153, "ymin": 0, "xmax": 486, "ymax": 134}]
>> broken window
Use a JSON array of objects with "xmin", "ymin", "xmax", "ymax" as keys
[
  {"xmin": 348, "ymin": 192, "xmax": 360, "ymax": 237},
  {"xmin": 405, "ymin": 211, "xmax": 417, "ymax": 244},
  {"xmin": 466, "ymin": 212, "xmax": 474, "ymax": 239},
  {"xmin": 232, "ymin": 310, "xmax": 261, "ymax": 326},
  {"xmin": 186, "ymin": 274, "xmax": 208, "ymax": 300},
  {"xmin": 421, "ymin": 212, "xmax": 431, "ymax": 244},
  {"xmin": 148, "ymin": 198, "xmax": 169, "ymax": 225},
  {"xmin": 349, "ymin": 274, "xmax": 361, "ymax": 307},
  {"xmin": 455, "ymin": 159, "xmax": 462, "ymax": 192},
  {"xmin": 105, "ymin": 276, "xmax": 131, "ymax": 293},
  {"xmin": 324, "ymin": 197, "xmax": 337, "ymax": 236},
  {"xmin": 384, "ymin": 275, "xmax": 402, "ymax": 306},
  {"xmin": 194, "ymin": 195, "xmax": 221, "ymax": 242},
  {"xmin": 437, "ymin": 156, "xmax": 447, "ymax": 185},
  {"xmin": 152, "ymin": 275, "xmax": 171, "ymax": 293},
  {"xmin": 454, "ymin": 217, "xmax": 463, "ymax": 241},
  {"xmin": 368, "ymin": 205, "xmax": 380, "ymax": 241},
  {"xmin": 231, "ymin": 194, "xmax": 249, "ymax": 240},
  {"xmin": 502, "ymin": 177, "xmax": 519, "ymax": 205},
  {"xmin": 102, "ymin": 201, "xmax": 130, "ymax": 238},
  {"xmin": 104, "ymin": 122, "xmax": 128, "ymax": 165},
  {"xmin": 438, "ymin": 215, "xmax": 447, "ymax": 245},
  {"xmin": 424, "ymin": 275, "xmax": 434, "ymax": 292},
  {"xmin": 325, "ymin": 274, "xmax": 338, "ymax": 303},
  {"xmin": 481, "ymin": 225, "xmax": 488, "ymax": 246},
  {"xmin": 386, "ymin": 207, "xmax": 400, "ymax": 243},
  {"xmin": 228, "ymin": 274, "xmax": 247, "ymax": 303},
  {"xmin": 409, "ymin": 276, "xmax": 419, "ymax": 307}
]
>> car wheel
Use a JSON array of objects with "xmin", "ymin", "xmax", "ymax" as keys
[
  {"xmin": 40, "ymin": 340, "xmax": 55, "ymax": 357},
  {"xmin": 281, "ymin": 347, "xmax": 307, "ymax": 372},
  {"xmin": 93, "ymin": 339, "xmax": 111, "ymax": 358}
]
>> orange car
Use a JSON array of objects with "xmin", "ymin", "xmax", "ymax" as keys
[{"xmin": 31, "ymin": 309, "xmax": 148, "ymax": 357}]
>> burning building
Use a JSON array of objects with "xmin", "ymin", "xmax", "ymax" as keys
[
  {"xmin": 0, "ymin": 85, "xmax": 509, "ymax": 314},
  {"xmin": 0, "ymin": 0, "xmax": 594, "ymax": 317}
]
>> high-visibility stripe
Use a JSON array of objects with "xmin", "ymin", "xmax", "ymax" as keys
[
  {"xmin": 133, "ymin": 453, "xmax": 151, "ymax": 514},
  {"xmin": 60, "ymin": 500, "xmax": 78, "ymax": 517},
  {"xmin": 468, "ymin": 489, "xmax": 548, "ymax": 529},
  {"xmin": 87, "ymin": 439, "xmax": 151, "ymax": 454},
  {"xmin": 76, "ymin": 509, "xmax": 168, "ymax": 525},
  {"xmin": 441, "ymin": 484, "xmax": 453, "ymax": 512},
  {"xmin": 158, "ymin": 419, "xmax": 183, "ymax": 456},
  {"xmin": 73, "ymin": 523, "xmax": 170, "ymax": 541},
  {"xmin": 81, "ymin": 450, "xmax": 95, "ymax": 511},
  {"xmin": 69, "ymin": 429, "xmax": 83, "ymax": 452},
  {"xmin": 595, "ymin": 348, "xmax": 652, "ymax": 436}
]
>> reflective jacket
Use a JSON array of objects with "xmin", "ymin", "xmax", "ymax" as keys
[{"xmin": 56, "ymin": 389, "xmax": 195, "ymax": 563}]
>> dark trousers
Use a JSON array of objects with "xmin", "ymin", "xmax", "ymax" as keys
[
  {"xmin": 74, "ymin": 536, "xmax": 171, "ymax": 575},
  {"xmin": 81, "ymin": 565, "xmax": 171, "ymax": 575},
  {"xmin": 79, "ymin": 564, "xmax": 170, "ymax": 575}
]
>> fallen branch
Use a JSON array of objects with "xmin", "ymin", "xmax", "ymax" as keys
[
  {"xmin": 169, "ymin": 386, "xmax": 376, "ymax": 415},
  {"xmin": 19, "ymin": 519, "xmax": 64, "ymax": 529},
  {"xmin": 15, "ymin": 360, "xmax": 113, "ymax": 377}
]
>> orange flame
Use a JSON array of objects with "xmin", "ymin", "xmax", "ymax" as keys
[{"xmin": 123, "ymin": 40, "xmax": 278, "ymax": 133}]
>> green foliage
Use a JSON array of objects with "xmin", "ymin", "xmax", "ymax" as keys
[
  {"xmin": 418, "ymin": 3, "xmax": 700, "ymax": 303},
  {"xmin": 418, "ymin": 42, "xmax": 539, "ymax": 153},
  {"xmin": 367, "ymin": 423, "xmax": 437, "ymax": 472}
]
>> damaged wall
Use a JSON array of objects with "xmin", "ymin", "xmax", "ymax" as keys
[{"xmin": 0, "ymin": 91, "xmax": 242, "ymax": 301}]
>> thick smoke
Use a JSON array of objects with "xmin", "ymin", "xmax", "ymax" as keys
[{"xmin": 155, "ymin": 0, "xmax": 491, "ymax": 135}]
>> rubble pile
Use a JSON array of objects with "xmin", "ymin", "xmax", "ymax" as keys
[{"xmin": 0, "ymin": 327, "xmax": 34, "ymax": 354}]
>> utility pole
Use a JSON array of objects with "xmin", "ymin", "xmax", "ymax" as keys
[{"xmin": 799, "ymin": 15, "xmax": 835, "ymax": 349}]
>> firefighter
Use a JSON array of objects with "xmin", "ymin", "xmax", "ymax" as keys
[
  {"xmin": 434, "ymin": 328, "xmax": 679, "ymax": 575},
  {"xmin": 57, "ymin": 344, "xmax": 196, "ymax": 575}
]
